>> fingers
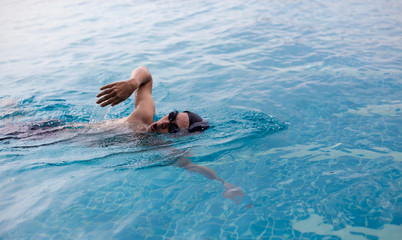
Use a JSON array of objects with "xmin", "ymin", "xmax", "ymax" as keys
[
  {"xmin": 96, "ymin": 81, "xmax": 128, "ymax": 107},
  {"xmin": 96, "ymin": 91, "xmax": 116, "ymax": 105},
  {"xmin": 100, "ymin": 83, "xmax": 115, "ymax": 90},
  {"xmin": 96, "ymin": 88, "xmax": 113, "ymax": 98},
  {"xmin": 100, "ymin": 97, "xmax": 117, "ymax": 107},
  {"xmin": 111, "ymin": 99, "xmax": 123, "ymax": 106}
]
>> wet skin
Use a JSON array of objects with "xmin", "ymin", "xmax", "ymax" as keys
[{"xmin": 147, "ymin": 112, "xmax": 190, "ymax": 133}]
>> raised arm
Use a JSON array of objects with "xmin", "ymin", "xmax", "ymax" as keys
[
  {"xmin": 96, "ymin": 66, "xmax": 152, "ymax": 107},
  {"xmin": 96, "ymin": 66, "xmax": 155, "ymax": 125}
]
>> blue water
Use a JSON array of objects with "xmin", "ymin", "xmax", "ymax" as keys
[{"xmin": 1, "ymin": 0, "xmax": 401, "ymax": 239}]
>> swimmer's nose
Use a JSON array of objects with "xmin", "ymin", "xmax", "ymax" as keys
[
  {"xmin": 160, "ymin": 119, "xmax": 170, "ymax": 128},
  {"xmin": 161, "ymin": 122, "xmax": 169, "ymax": 129}
]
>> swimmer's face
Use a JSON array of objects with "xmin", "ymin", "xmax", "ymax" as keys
[{"xmin": 147, "ymin": 111, "xmax": 190, "ymax": 133}]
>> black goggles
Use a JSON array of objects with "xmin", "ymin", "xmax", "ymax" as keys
[{"xmin": 168, "ymin": 111, "xmax": 179, "ymax": 133}]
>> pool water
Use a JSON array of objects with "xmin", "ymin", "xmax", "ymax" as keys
[{"xmin": 1, "ymin": 0, "xmax": 401, "ymax": 239}]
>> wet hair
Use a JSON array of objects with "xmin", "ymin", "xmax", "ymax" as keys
[{"xmin": 184, "ymin": 111, "xmax": 209, "ymax": 132}]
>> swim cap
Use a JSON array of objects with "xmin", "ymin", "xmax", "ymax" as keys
[{"xmin": 184, "ymin": 111, "xmax": 209, "ymax": 132}]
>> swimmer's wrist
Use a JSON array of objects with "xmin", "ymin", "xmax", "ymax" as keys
[{"xmin": 127, "ymin": 78, "xmax": 139, "ymax": 90}]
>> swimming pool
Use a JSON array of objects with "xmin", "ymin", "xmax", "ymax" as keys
[{"xmin": 1, "ymin": 0, "xmax": 401, "ymax": 239}]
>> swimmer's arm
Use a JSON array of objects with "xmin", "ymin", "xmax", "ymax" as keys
[
  {"xmin": 96, "ymin": 66, "xmax": 152, "ymax": 107},
  {"xmin": 178, "ymin": 160, "xmax": 225, "ymax": 183},
  {"xmin": 176, "ymin": 157, "xmax": 245, "ymax": 203}
]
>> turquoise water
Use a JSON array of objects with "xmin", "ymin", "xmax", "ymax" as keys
[{"xmin": 1, "ymin": 0, "xmax": 401, "ymax": 239}]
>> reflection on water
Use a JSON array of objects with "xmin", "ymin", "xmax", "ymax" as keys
[{"xmin": 1, "ymin": 0, "xmax": 401, "ymax": 238}]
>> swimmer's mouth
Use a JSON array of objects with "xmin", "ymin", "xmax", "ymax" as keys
[{"xmin": 150, "ymin": 123, "xmax": 157, "ymax": 131}]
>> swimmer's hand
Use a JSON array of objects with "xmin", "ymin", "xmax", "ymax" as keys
[
  {"xmin": 96, "ymin": 80, "xmax": 138, "ymax": 107},
  {"xmin": 223, "ymin": 182, "xmax": 245, "ymax": 204}
]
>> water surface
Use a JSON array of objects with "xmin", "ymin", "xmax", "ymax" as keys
[{"xmin": 0, "ymin": 0, "xmax": 401, "ymax": 239}]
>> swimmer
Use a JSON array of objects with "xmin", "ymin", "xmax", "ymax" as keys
[
  {"xmin": 96, "ymin": 66, "xmax": 245, "ymax": 204},
  {"xmin": 96, "ymin": 66, "xmax": 209, "ymax": 133}
]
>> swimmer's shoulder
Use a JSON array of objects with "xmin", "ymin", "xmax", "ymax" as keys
[{"xmin": 120, "ymin": 117, "xmax": 148, "ymax": 132}]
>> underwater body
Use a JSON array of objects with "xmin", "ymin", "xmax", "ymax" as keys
[{"xmin": 0, "ymin": 0, "xmax": 401, "ymax": 239}]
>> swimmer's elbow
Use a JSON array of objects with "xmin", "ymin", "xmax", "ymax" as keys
[
  {"xmin": 137, "ymin": 66, "xmax": 150, "ymax": 75},
  {"xmin": 138, "ymin": 66, "xmax": 152, "ymax": 82},
  {"xmin": 138, "ymin": 65, "xmax": 149, "ymax": 72}
]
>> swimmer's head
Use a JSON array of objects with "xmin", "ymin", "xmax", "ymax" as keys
[{"xmin": 147, "ymin": 111, "xmax": 209, "ymax": 134}]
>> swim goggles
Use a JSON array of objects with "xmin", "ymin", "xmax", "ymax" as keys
[{"xmin": 168, "ymin": 111, "xmax": 179, "ymax": 133}]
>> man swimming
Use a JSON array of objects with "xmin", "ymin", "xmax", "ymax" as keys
[
  {"xmin": 96, "ymin": 66, "xmax": 209, "ymax": 134},
  {"xmin": 95, "ymin": 66, "xmax": 245, "ymax": 204}
]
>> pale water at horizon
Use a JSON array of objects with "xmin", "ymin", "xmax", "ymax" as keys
[{"xmin": 0, "ymin": 0, "xmax": 401, "ymax": 239}]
